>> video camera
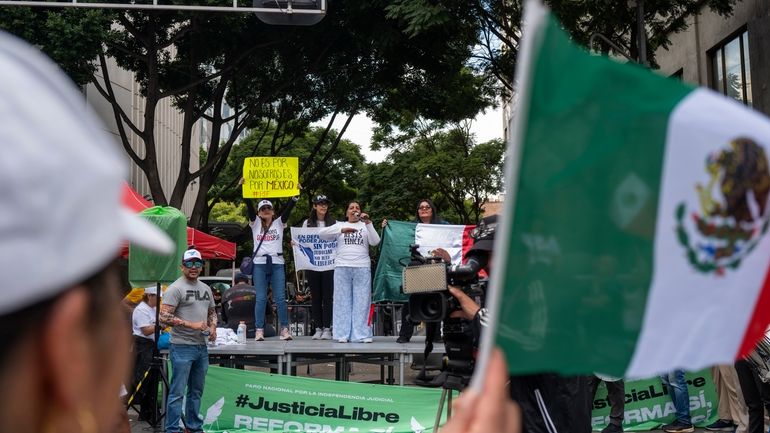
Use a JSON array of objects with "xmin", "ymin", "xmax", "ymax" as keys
[
  {"xmin": 401, "ymin": 245, "xmax": 487, "ymax": 323},
  {"xmin": 400, "ymin": 216, "xmax": 496, "ymax": 389}
]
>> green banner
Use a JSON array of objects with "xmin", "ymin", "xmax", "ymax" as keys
[
  {"xmin": 198, "ymin": 366, "xmax": 445, "ymax": 433},
  {"xmin": 591, "ymin": 369, "xmax": 718, "ymax": 431},
  {"xmin": 187, "ymin": 365, "xmax": 718, "ymax": 432}
]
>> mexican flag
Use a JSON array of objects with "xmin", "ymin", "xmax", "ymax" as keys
[
  {"xmin": 482, "ymin": 0, "xmax": 770, "ymax": 380},
  {"xmin": 373, "ymin": 221, "xmax": 475, "ymax": 302}
]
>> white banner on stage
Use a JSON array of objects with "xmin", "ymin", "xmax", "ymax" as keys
[{"xmin": 290, "ymin": 227, "xmax": 337, "ymax": 271}]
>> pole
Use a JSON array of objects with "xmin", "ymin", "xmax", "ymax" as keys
[{"xmin": 151, "ymin": 282, "xmax": 162, "ymax": 426}]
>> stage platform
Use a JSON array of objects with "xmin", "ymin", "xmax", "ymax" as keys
[
  {"xmin": 158, "ymin": 336, "xmax": 446, "ymax": 420},
  {"xmin": 166, "ymin": 336, "xmax": 445, "ymax": 386}
]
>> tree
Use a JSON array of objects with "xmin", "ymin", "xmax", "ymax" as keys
[
  {"xmin": 463, "ymin": 0, "xmax": 736, "ymax": 99},
  {"xmin": 207, "ymin": 123, "xmax": 366, "ymax": 228},
  {"xmin": 361, "ymin": 122, "xmax": 505, "ymax": 224},
  {"xmin": 0, "ymin": 1, "xmax": 494, "ymax": 229},
  {"xmin": 209, "ymin": 202, "xmax": 246, "ymax": 224}
]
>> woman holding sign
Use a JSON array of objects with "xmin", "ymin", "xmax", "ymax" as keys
[
  {"xmin": 245, "ymin": 195, "xmax": 298, "ymax": 341},
  {"xmin": 319, "ymin": 200, "xmax": 380, "ymax": 343},
  {"xmin": 302, "ymin": 194, "xmax": 336, "ymax": 340}
]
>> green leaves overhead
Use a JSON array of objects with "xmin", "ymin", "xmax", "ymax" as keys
[
  {"xmin": 361, "ymin": 122, "xmax": 505, "ymax": 225},
  {"xmin": 0, "ymin": 1, "xmax": 494, "ymax": 230}
]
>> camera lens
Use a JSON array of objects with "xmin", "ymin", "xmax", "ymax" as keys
[
  {"xmin": 423, "ymin": 297, "xmax": 441, "ymax": 317},
  {"xmin": 415, "ymin": 293, "xmax": 445, "ymax": 322}
]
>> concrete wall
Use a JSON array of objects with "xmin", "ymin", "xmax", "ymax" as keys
[{"xmin": 655, "ymin": 0, "xmax": 770, "ymax": 115}]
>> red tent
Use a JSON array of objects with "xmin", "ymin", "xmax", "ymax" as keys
[{"xmin": 121, "ymin": 183, "xmax": 237, "ymax": 260}]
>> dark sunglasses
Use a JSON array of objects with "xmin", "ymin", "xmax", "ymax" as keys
[
  {"xmin": 183, "ymin": 261, "xmax": 204, "ymax": 269},
  {"xmin": 259, "ymin": 206, "xmax": 273, "ymax": 211}
]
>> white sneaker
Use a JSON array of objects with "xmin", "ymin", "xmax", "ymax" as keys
[
  {"xmin": 337, "ymin": 338, "xmax": 349, "ymax": 343},
  {"xmin": 280, "ymin": 327, "xmax": 293, "ymax": 341},
  {"xmin": 320, "ymin": 328, "xmax": 332, "ymax": 340},
  {"xmin": 254, "ymin": 329, "xmax": 264, "ymax": 341},
  {"xmin": 362, "ymin": 337, "xmax": 373, "ymax": 343},
  {"xmin": 312, "ymin": 328, "xmax": 323, "ymax": 340}
]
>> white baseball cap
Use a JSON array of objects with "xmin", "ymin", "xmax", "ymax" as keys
[
  {"xmin": 144, "ymin": 285, "xmax": 161, "ymax": 297},
  {"xmin": 258, "ymin": 199, "xmax": 273, "ymax": 210},
  {"xmin": 183, "ymin": 249, "xmax": 203, "ymax": 262},
  {"xmin": 0, "ymin": 31, "xmax": 173, "ymax": 316}
]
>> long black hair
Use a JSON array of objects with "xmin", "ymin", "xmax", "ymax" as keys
[
  {"xmin": 414, "ymin": 198, "xmax": 443, "ymax": 224},
  {"xmin": 307, "ymin": 203, "xmax": 336, "ymax": 227}
]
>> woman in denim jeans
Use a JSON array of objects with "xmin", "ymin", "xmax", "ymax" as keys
[
  {"xmin": 246, "ymin": 195, "xmax": 298, "ymax": 341},
  {"xmin": 319, "ymin": 201, "xmax": 381, "ymax": 343}
]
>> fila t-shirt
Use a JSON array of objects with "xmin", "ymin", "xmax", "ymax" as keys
[{"xmin": 164, "ymin": 277, "xmax": 214, "ymax": 345}]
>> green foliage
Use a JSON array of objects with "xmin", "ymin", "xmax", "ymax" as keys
[
  {"xmin": 208, "ymin": 122, "xmax": 365, "ymax": 227},
  {"xmin": 209, "ymin": 201, "xmax": 247, "ymax": 224},
  {"xmin": 384, "ymin": 0, "xmax": 454, "ymax": 38},
  {"xmin": 0, "ymin": 7, "xmax": 115, "ymax": 85},
  {"xmin": 361, "ymin": 122, "xmax": 505, "ymax": 224},
  {"xmin": 0, "ymin": 1, "xmax": 495, "ymax": 230},
  {"xmin": 466, "ymin": 0, "xmax": 737, "ymax": 98}
]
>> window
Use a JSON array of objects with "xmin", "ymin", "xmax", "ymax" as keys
[{"xmin": 710, "ymin": 30, "xmax": 752, "ymax": 106}]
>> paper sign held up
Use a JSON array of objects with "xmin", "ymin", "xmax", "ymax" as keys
[{"xmin": 242, "ymin": 157, "xmax": 299, "ymax": 198}]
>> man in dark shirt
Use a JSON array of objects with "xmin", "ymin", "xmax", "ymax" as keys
[{"xmin": 221, "ymin": 273, "xmax": 258, "ymax": 338}]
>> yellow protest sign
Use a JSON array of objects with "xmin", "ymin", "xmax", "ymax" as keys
[{"xmin": 242, "ymin": 157, "xmax": 300, "ymax": 198}]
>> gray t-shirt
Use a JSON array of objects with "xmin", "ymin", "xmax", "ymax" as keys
[{"xmin": 164, "ymin": 276, "xmax": 215, "ymax": 345}]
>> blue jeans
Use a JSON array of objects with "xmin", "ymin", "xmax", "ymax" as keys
[
  {"xmin": 165, "ymin": 344, "xmax": 209, "ymax": 433},
  {"xmin": 660, "ymin": 370, "xmax": 691, "ymax": 424},
  {"xmin": 332, "ymin": 266, "xmax": 372, "ymax": 342},
  {"xmin": 253, "ymin": 263, "xmax": 288, "ymax": 328}
]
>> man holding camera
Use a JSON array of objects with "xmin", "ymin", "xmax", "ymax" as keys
[{"xmin": 444, "ymin": 215, "xmax": 588, "ymax": 433}]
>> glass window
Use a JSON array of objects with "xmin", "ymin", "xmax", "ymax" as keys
[
  {"xmin": 710, "ymin": 30, "xmax": 752, "ymax": 107},
  {"xmin": 743, "ymin": 32, "xmax": 753, "ymax": 107},
  {"xmin": 724, "ymin": 37, "xmax": 742, "ymax": 102}
]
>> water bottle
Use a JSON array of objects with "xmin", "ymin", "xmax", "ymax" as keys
[{"xmin": 237, "ymin": 321, "xmax": 247, "ymax": 344}]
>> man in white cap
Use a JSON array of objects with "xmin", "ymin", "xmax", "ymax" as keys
[
  {"xmin": 0, "ymin": 29, "xmax": 173, "ymax": 433},
  {"xmin": 160, "ymin": 248, "xmax": 217, "ymax": 433}
]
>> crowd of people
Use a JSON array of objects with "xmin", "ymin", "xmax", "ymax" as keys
[
  {"xmin": 10, "ymin": 24, "xmax": 770, "ymax": 433},
  {"xmin": 126, "ymin": 189, "xmax": 770, "ymax": 433}
]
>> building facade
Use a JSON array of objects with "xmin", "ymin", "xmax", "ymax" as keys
[
  {"xmin": 655, "ymin": 1, "xmax": 770, "ymax": 116},
  {"xmin": 85, "ymin": 56, "xmax": 201, "ymax": 216}
]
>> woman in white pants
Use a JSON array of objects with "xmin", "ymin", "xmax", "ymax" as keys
[{"xmin": 319, "ymin": 200, "xmax": 380, "ymax": 343}]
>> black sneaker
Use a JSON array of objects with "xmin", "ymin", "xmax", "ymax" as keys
[
  {"xmin": 661, "ymin": 421, "xmax": 695, "ymax": 433},
  {"xmin": 601, "ymin": 423, "xmax": 623, "ymax": 433},
  {"xmin": 706, "ymin": 419, "xmax": 736, "ymax": 431}
]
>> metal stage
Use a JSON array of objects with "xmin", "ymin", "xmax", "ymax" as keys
[{"xmin": 203, "ymin": 336, "xmax": 444, "ymax": 386}]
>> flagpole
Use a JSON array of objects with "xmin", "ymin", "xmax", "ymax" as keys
[{"xmin": 468, "ymin": 0, "xmax": 549, "ymax": 392}]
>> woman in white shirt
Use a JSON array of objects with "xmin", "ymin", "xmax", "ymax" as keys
[
  {"xmin": 246, "ymin": 196, "xmax": 298, "ymax": 341},
  {"xmin": 319, "ymin": 200, "xmax": 380, "ymax": 343},
  {"xmin": 302, "ymin": 194, "xmax": 336, "ymax": 340}
]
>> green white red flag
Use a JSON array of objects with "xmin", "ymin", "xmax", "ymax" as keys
[
  {"xmin": 373, "ymin": 221, "xmax": 475, "ymax": 303},
  {"xmin": 477, "ymin": 0, "xmax": 770, "ymax": 382}
]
